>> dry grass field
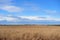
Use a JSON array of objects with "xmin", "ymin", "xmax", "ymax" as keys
[{"xmin": 0, "ymin": 25, "xmax": 60, "ymax": 40}]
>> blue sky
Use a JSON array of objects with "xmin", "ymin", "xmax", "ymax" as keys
[{"xmin": 0, "ymin": 0, "xmax": 60, "ymax": 25}]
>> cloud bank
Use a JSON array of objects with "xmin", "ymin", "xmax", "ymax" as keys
[
  {"xmin": 0, "ymin": 15, "xmax": 20, "ymax": 22},
  {"xmin": 0, "ymin": 15, "xmax": 60, "ymax": 22}
]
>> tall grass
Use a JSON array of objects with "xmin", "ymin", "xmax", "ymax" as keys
[
  {"xmin": 0, "ymin": 32, "xmax": 60, "ymax": 40},
  {"xmin": 0, "ymin": 25, "xmax": 60, "ymax": 40}
]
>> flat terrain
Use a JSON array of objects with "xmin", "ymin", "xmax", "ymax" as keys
[{"xmin": 0, "ymin": 25, "xmax": 60, "ymax": 40}]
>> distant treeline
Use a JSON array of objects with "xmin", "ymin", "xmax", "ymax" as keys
[{"xmin": 0, "ymin": 24, "xmax": 60, "ymax": 26}]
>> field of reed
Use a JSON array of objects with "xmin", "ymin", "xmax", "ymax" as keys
[{"xmin": 0, "ymin": 25, "xmax": 60, "ymax": 40}]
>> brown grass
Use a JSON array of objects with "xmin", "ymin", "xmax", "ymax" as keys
[{"xmin": 0, "ymin": 25, "xmax": 60, "ymax": 40}]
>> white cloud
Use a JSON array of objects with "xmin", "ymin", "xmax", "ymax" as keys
[
  {"xmin": 20, "ymin": 16, "xmax": 41, "ymax": 20},
  {"xmin": 1, "ymin": 5, "xmax": 24, "ymax": 12},
  {"xmin": 4, "ymin": 17, "xmax": 18, "ymax": 22},
  {"xmin": 44, "ymin": 10, "xmax": 57, "ymax": 14},
  {"xmin": 19, "ymin": 16, "xmax": 47, "ymax": 20},
  {"xmin": 0, "ymin": 16, "xmax": 4, "ymax": 21},
  {"xmin": 0, "ymin": 0, "xmax": 24, "ymax": 12},
  {"xmin": 19, "ymin": 16, "xmax": 60, "ymax": 21},
  {"xmin": 0, "ymin": 15, "xmax": 20, "ymax": 22}
]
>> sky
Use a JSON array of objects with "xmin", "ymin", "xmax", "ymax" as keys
[{"xmin": 0, "ymin": 0, "xmax": 60, "ymax": 25}]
